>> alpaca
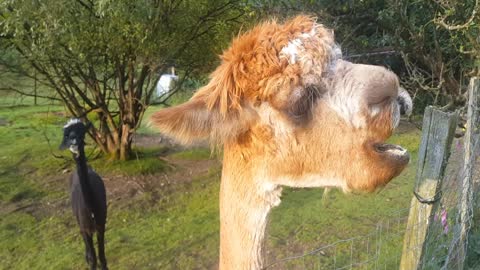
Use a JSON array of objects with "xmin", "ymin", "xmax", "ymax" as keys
[
  {"xmin": 60, "ymin": 119, "xmax": 108, "ymax": 270},
  {"xmin": 151, "ymin": 16, "xmax": 412, "ymax": 269}
]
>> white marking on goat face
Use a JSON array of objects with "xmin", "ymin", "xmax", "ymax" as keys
[
  {"xmin": 64, "ymin": 118, "xmax": 82, "ymax": 128},
  {"xmin": 69, "ymin": 145, "xmax": 79, "ymax": 155}
]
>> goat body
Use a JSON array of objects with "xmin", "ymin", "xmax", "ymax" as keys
[
  {"xmin": 71, "ymin": 154, "xmax": 108, "ymax": 270},
  {"xmin": 61, "ymin": 119, "xmax": 108, "ymax": 270},
  {"xmin": 70, "ymin": 168, "xmax": 107, "ymax": 235}
]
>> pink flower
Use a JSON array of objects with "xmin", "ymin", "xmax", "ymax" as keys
[{"xmin": 441, "ymin": 208, "xmax": 449, "ymax": 234}]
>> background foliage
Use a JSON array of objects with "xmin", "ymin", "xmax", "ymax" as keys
[{"xmin": 0, "ymin": 0, "xmax": 246, "ymax": 159}]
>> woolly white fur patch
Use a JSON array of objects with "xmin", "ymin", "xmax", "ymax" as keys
[
  {"xmin": 280, "ymin": 39, "xmax": 303, "ymax": 64},
  {"xmin": 279, "ymin": 24, "xmax": 342, "ymax": 72},
  {"xmin": 280, "ymin": 26, "xmax": 317, "ymax": 64}
]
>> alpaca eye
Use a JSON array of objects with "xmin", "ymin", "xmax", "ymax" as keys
[
  {"xmin": 287, "ymin": 85, "xmax": 323, "ymax": 123},
  {"xmin": 369, "ymin": 96, "xmax": 392, "ymax": 106}
]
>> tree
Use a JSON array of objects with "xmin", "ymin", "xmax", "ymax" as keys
[
  {"xmin": 0, "ymin": 0, "xmax": 245, "ymax": 160},
  {"xmin": 433, "ymin": 0, "xmax": 479, "ymax": 76},
  {"xmin": 377, "ymin": 0, "xmax": 475, "ymax": 109}
]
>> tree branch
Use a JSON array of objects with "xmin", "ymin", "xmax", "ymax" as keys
[
  {"xmin": 434, "ymin": 0, "xmax": 479, "ymax": 30},
  {"xmin": 0, "ymin": 86, "xmax": 61, "ymax": 101}
]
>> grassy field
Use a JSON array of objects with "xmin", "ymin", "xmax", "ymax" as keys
[{"xmin": 0, "ymin": 91, "xmax": 422, "ymax": 269}]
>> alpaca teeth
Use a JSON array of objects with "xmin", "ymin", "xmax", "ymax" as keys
[{"xmin": 386, "ymin": 147, "xmax": 406, "ymax": 156}]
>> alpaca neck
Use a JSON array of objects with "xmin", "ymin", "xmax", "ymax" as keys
[
  {"xmin": 219, "ymin": 147, "xmax": 282, "ymax": 269},
  {"xmin": 74, "ymin": 145, "xmax": 96, "ymax": 212}
]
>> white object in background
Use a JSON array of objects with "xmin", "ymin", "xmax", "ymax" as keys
[{"xmin": 156, "ymin": 67, "xmax": 178, "ymax": 97}]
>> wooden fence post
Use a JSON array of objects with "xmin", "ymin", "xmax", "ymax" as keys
[
  {"xmin": 456, "ymin": 77, "xmax": 480, "ymax": 269},
  {"xmin": 400, "ymin": 107, "xmax": 458, "ymax": 270}
]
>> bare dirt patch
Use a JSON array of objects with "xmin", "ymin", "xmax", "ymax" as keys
[{"xmin": 103, "ymin": 155, "xmax": 220, "ymax": 207}]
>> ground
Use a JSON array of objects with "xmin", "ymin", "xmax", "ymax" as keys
[{"xmin": 0, "ymin": 97, "xmax": 423, "ymax": 269}]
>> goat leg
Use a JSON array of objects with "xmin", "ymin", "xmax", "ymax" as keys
[
  {"xmin": 82, "ymin": 232, "xmax": 97, "ymax": 270},
  {"xmin": 97, "ymin": 225, "xmax": 108, "ymax": 270}
]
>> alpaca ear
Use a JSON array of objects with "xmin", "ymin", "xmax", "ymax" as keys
[
  {"xmin": 150, "ymin": 96, "xmax": 256, "ymax": 145},
  {"xmin": 150, "ymin": 97, "xmax": 214, "ymax": 145}
]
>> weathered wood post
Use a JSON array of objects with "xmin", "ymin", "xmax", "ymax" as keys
[
  {"xmin": 456, "ymin": 77, "xmax": 479, "ymax": 269},
  {"xmin": 400, "ymin": 106, "xmax": 458, "ymax": 270}
]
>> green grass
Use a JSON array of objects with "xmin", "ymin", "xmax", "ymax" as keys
[
  {"xmin": 0, "ymin": 100, "xmax": 217, "ymax": 269},
  {"xmin": 90, "ymin": 147, "xmax": 170, "ymax": 176},
  {"xmin": 0, "ymin": 104, "xmax": 64, "ymax": 202},
  {"xmin": 0, "ymin": 99, "xmax": 423, "ymax": 269},
  {"xmin": 1, "ymin": 165, "xmax": 221, "ymax": 270},
  {"xmin": 105, "ymin": 168, "xmax": 221, "ymax": 269}
]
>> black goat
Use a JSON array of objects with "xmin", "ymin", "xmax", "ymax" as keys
[{"xmin": 60, "ymin": 119, "xmax": 108, "ymax": 270}]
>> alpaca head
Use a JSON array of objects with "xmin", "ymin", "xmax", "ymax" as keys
[
  {"xmin": 150, "ymin": 16, "xmax": 412, "ymax": 193},
  {"xmin": 60, "ymin": 118, "xmax": 87, "ymax": 156}
]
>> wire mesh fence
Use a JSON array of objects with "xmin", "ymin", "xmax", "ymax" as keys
[
  {"xmin": 264, "ymin": 78, "xmax": 480, "ymax": 270},
  {"xmin": 263, "ymin": 210, "xmax": 410, "ymax": 270}
]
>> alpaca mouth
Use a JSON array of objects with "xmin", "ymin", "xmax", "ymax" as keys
[{"xmin": 374, "ymin": 143, "xmax": 409, "ymax": 163}]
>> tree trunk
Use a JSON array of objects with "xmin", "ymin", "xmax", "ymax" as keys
[
  {"xmin": 87, "ymin": 116, "xmax": 135, "ymax": 161},
  {"xmin": 119, "ymin": 124, "xmax": 132, "ymax": 161}
]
